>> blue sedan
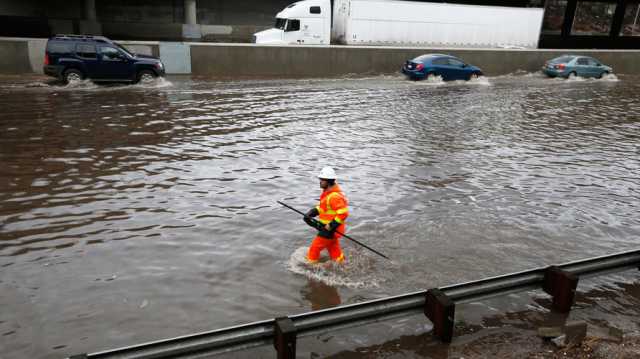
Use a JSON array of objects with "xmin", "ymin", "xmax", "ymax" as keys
[
  {"xmin": 542, "ymin": 55, "xmax": 612, "ymax": 79},
  {"xmin": 402, "ymin": 54, "xmax": 483, "ymax": 81}
]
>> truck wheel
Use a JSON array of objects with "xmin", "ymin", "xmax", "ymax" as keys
[
  {"xmin": 137, "ymin": 70, "xmax": 156, "ymax": 84},
  {"xmin": 63, "ymin": 69, "xmax": 83, "ymax": 84}
]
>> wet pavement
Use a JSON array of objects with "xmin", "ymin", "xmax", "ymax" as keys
[{"xmin": 0, "ymin": 73, "xmax": 639, "ymax": 358}]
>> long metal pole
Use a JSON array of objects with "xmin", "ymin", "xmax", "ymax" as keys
[{"xmin": 277, "ymin": 201, "xmax": 391, "ymax": 260}]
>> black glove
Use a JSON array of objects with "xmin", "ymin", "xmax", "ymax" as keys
[
  {"xmin": 304, "ymin": 215, "xmax": 318, "ymax": 229},
  {"xmin": 303, "ymin": 207, "xmax": 320, "ymax": 229},
  {"xmin": 318, "ymin": 227, "xmax": 334, "ymax": 239},
  {"xmin": 305, "ymin": 208, "xmax": 319, "ymax": 217},
  {"xmin": 318, "ymin": 220, "xmax": 341, "ymax": 239}
]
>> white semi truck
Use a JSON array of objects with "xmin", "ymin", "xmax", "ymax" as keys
[{"xmin": 253, "ymin": 0, "xmax": 545, "ymax": 48}]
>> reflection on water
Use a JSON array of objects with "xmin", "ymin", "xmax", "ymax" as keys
[
  {"xmin": 302, "ymin": 279, "xmax": 342, "ymax": 311},
  {"xmin": 0, "ymin": 74, "xmax": 639, "ymax": 359}
]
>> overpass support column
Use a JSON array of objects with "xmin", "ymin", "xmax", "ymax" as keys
[
  {"xmin": 80, "ymin": 0, "xmax": 102, "ymax": 35},
  {"xmin": 185, "ymin": 0, "xmax": 197, "ymax": 25},
  {"xmin": 183, "ymin": 0, "xmax": 202, "ymax": 39},
  {"xmin": 85, "ymin": 0, "xmax": 96, "ymax": 21}
]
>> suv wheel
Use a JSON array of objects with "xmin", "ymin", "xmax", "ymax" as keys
[
  {"xmin": 63, "ymin": 69, "xmax": 84, "ymax": 84},
  {"xmin": 137, "ymin": 70, "xmax": 156, "ymax": 84}
]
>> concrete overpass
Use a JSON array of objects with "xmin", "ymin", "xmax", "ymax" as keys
[
  {"xmin": 0, "ymin": 0, "xmax": 290, "ymax": 42},
  {"xmin": 1, "ymin": 1, "xmax": 640, "ymax": 49}
]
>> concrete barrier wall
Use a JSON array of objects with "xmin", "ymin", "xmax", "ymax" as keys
[
  {"xmin": 27, "ymin": 38, "xmax": 47, "ymax": 73},
  {"xmin": 1, "ymin": 37, "xmax": 640, "ymax": 77},
  {"xmin": 191, "ymin": 44, "xmax": 640, "ymax": 77},
  {"xmin": 115, "ymin": 41, "xmax": 160, "ymax": 58},
  {"xmin": 0, "ymin": 39, "xmax": 32, "ymax": 74}
]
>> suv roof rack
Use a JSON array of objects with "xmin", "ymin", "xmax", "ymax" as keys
[{"xmin": 52, "ymin": 34, "xmax": 112, "ymax": 43}]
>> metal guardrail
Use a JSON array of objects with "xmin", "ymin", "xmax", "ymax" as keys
[{"xmin": 70, "ymin": 248, "xmax": 640, "ymax": 359}]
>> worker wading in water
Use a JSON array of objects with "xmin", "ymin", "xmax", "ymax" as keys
[{"xmin": 304, "ymin": 166, "xmax": 349, "ymax": 264}]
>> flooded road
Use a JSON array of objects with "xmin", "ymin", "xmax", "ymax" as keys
[{"xmin": 0, "ymin": 73, "xmax": 639, "ymax": 358}]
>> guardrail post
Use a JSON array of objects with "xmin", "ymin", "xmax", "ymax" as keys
[
  {"xmin": 424, "ymin": 288, "xmax": 455, "ymax": 343},
  {"xmin": 543, "ymin": 266, "xmax": 578, "ymax": 313},
  {"xmin": 273, "ymin": 317, "xmax": 296, "ymax": 359}
]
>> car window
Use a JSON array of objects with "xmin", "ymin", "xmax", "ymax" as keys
[
  {"xmin": 99, "ymin": 46, "xmax": 121, "ymax": 61},
  {"xmin": 47, "ymin": 41, "xmax": 73, "ymax": 54},
  {"xmin": 553, "ymin": 56, "xmax": 574, "ymax": 63},
  {"xmin": 576, "ymin": 58, "xmax": 589, "ymax": 65},
  {"xmin": 413, "ymin": 55, "xmax": 434, "ymax": 62},
  {"xmin": 76, "ymin": 44, "xmax": 97, "ymax": 59},
  {"xmin": 587, "ymin": 58, "xmax": 600, "ymax": 66},
  {"xmin": 432, "ymin": 58, "xmax": 448, "ymax": 65},
  {"xmin": 310, "ymin": 6, "xmax": 321, "ymax": 14},
  {"xmin": 115, "ymin": 43, "xmax": 134, "ymax": 57},
  {"xmin": 285, "ymin": 19, "xmax": 300, "ymax": 32},
  {"xmin": 448, "ymin": 58, "xmax": 465, "ymax": 67}
]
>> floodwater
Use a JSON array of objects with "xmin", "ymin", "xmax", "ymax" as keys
[{"xmin": 0, "ymin": 73, "xmax": 639, "ymax": 358}]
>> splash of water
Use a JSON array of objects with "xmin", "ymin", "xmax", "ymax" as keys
[
  {"xmin": 64, "ymin": 78, "xmax": 100, "ymax": 89},
  {"xmin": 565, "ymin": 74, "xmax": 588, "ymax": 82},
  {"xmin": 26, "ymin": 77, "xmax": 175, "ymax": 91},
  {"xmin": 133, "ymin": 77, "xmax": 174, "ymax": 88},
  {"xmin": 287, "ymin": 247, "xmax": 381, "ymax": 288},
  {"xmin": 466, "ymin": 76, "xmax": 491, "ymax": 86},
  {"xmin": 495, "ymin": 70, "xmax": 545, "ymax": 79},
  {"xmin": 408, "ymin": 74, "xmax": 445, "ymax": 86},
  {"xmin": 601, "ymin": 73, "xmax": 620, "ymax": 82},
  {"xmin": 409, "ymin": 74, "xmax": 491, "ymax": 86},
  {"xmin": 562, "ymin": 73, "xmax": 620, "ymax": 83}
]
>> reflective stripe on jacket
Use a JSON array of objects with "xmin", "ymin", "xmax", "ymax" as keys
[{"xmin": 316, "ymin": 184, "xmax": 348, "ymax": 225}]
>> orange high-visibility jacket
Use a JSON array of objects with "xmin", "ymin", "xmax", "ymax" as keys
[{"xmin": 316, "ymin": 184, "xmax": 349, "ymax": 225}]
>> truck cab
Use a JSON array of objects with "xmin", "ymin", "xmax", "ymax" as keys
[{"xmin": 253, "ymin": 0, "xmax": 331, "ymax": 45}]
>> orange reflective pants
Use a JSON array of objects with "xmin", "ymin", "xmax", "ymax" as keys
[{"xmin": 307, "ymin": 224, "xmax": 346, "ymax": 263}]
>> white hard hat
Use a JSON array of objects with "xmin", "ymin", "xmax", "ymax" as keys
[{"xmin": 318, "ymin": 166, "xmax": 337, "ymax": 180}]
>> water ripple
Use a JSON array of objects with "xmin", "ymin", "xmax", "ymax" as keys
[{"xmin": 1, "ymin": 74, "xmax": 639, "ymax": 358}]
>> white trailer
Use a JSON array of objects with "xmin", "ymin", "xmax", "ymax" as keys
[{"xmin": 254, "ymin": 0, "xmax": 544, "ymax": 49}]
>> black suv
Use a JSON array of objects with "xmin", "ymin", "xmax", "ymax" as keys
[{"xmin": 44, "ymin": 34, "xmax": 165, "ymax": 84}]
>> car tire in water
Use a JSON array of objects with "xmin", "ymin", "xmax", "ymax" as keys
[
  {"xmin": 469, "ymin": 72, "xmax": 480, "ymax": 81},
  {"xmin": 425, "ymin": 72, "xmax": 436, "ymax": 81},
  {"xmin": 137, "ymin": 70, "xmax": 157, "ymax": 84},
  {"xmin": 598, "ymin": 71, "xmax": 609, "ymax": 79},
  {"xmin": 63, "ymin": 69, "xmax": 84, "ymax": 84},
  {"xmin": 567, "ymin": 71, "xmax": 577, "ymax": 79}
]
